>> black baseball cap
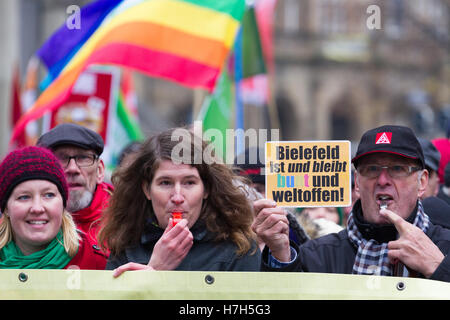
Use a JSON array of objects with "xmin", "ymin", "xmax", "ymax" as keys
[
  {"xmin": 37, "ymin": 123, "xmax": 104, "ymax": 155},
  {"xmin": 352, "ymin": 125, "xmax": 425, "ymax": 169}
]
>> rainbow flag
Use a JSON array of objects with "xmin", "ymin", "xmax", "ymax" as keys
[
  {"xmin": 37, "ymin": 0, "xmax": 122, "ymax": 89},
  {"xmin": 10, "ymin": 0, "xmax": 245, "ymax": 147}
]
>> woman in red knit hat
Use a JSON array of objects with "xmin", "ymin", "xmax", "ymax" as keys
[{"xmin": 0, "ymin": 146, "xmax": 106, "ymax": 269}]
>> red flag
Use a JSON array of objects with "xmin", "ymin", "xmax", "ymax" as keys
[
  {"xmin": 10, "ymin": 64, "xmax": 25, "ymax": 148},
  {"xmin": 21, "ymin": 57, "xmax": 39, "ymax": 146},
  {"xmin": 255, "ymin": 0, "xmax": 277, "ymax": 73}
]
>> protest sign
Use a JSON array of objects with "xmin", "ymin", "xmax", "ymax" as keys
[{"xmin": 266, "ymin": 141, "xmax": 351, "ymax": 207}]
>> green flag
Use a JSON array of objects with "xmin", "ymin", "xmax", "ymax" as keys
[
  {"xmin": 117, "ymin": 91, "xmax": 144, "ymax": 141},
  {"xmin": 104, "ymin": 90, "xmax": 145, "ymax": 174},
  {"xmin": 242, "ymin": 6, "xmax": 266, "ymax": 78},
  {"xmin": 198, "ymin": 6, "xmax": 266, "ymax": 160},
  {"xmin": 198, "ymin": 67, "xmax": 233, "ymax": 160}
]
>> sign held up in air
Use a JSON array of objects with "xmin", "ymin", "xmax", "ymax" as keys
[{"xmin": 265, "ymin": 141, "xmax": 352, "ymax": 207}]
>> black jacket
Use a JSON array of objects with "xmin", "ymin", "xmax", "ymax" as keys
[
  {"xmin": 106, "ymin": 219, "xmax": 261, "ymax": 271},
  {"xmin": 437, "ymin": 185, "xmax": 450, "ymax": 206},
  {"xmin": 262, "ymin": 200, "xmax": 450, "ymax": 282},
  {"xmin": 422, "ymin": 196, "xmax": 450, "ymax": 229}
]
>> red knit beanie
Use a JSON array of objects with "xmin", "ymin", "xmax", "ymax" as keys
[{"xmin": 0, "ymin": 146, "xmax": 68, "ymax": 212}]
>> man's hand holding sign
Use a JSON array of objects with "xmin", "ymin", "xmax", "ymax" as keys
[{"xmin": 252, "ymin": 199, "xmax": 291, "ymax": 262}]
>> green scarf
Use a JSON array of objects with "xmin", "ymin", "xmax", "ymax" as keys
[{"xmin": 0, "ymin": 230, "xmax": 72, "ymax": 269}]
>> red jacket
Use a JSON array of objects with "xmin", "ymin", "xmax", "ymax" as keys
[
  {"xmin": 65, "ymin": 232, "xmax": 107, "ymax": 270},
  {"xmin": 71, "ymin": 182, "xmax": 113, "ymax": 244}
]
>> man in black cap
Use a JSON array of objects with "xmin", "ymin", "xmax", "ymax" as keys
[
  {"xmin": 37, "ymin": 123, "xmax": 113, "ymax": 245},
  {"xmin": 252, "ymin": 125, "xmax": 450, "ymax": 282}
]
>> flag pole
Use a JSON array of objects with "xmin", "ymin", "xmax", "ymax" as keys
[
  {"xmin": 266, "ymin": 72, "xmax": 281, "ymax": 138},
  {"xmin": 234, "ymin": 27, "xmax": 245, "ymax": 157},
  {"xmin": 193, "ymin": 89, "xmax": 207, "ymax": 122}
]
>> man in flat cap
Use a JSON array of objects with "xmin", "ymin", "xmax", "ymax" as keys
[
  {"xmin": 252, "ymin": 125, "xmax": 450, "ymax": 282},
  {"xmin": 37, "ymin": 123, "xmax": 113, "ymax": 247}
]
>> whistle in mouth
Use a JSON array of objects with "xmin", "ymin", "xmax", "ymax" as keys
[{"xmin": 172, "ymin": 212, "xmax": 182, "ymax": 227}]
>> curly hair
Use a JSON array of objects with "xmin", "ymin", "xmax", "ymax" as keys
[{"xmin": 98, "ymin": 127, "xmax": 256, "ymax": 256}]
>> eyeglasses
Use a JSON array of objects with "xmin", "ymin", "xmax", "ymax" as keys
[
  {"xmin": 358, "ymin": 165, "xmax": 421, "ymax": 178},
  {"xmin": 56, "ymin": 154, "xmax": 98, "ymax": 168}
]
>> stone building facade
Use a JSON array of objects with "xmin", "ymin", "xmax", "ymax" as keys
[
  {"xmin": 273, "ymin": 0, "xmax": 449, "ymax": 145},
  {"xmin": 0, "ymin": 0, "xmax": 448, "ymax": 156}
]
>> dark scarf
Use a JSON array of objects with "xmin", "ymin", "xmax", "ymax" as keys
[{"xmin": 347, "ymin": 200, "xmax": 429, "ymax": 276}]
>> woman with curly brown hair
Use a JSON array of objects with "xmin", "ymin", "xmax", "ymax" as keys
[{"xmin": 98, "ymin": 127, "xmax": 260, "ymax": 276}]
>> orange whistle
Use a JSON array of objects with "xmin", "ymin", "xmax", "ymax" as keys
[{"xmin": 172, "ymin": 212, "xmax": 182, "ymax": 227}]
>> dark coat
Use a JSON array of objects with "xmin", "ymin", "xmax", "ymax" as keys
[
  {"xmin": 106, "ymin": 219, "xmax": 261, "ymax": 271},
  {"xmin": 437, "ymin": 185, "xmax": 450, "ymax": 206},
  {"xmin": 423, "ymin": 196, "xmax": 450, "ymax": 229},
  {"xmin": 261, "ymin": 201, "xmax": 450, "ymax": 283}
]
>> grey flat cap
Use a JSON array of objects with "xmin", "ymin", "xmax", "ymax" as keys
[{"xmin": 37, "ymin": 123, "xmax": 104, "ymax": 155}]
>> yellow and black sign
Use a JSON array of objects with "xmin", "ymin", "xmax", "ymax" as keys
[{"xmin": 265, "ymin": 140, "xmax": 351, "ymax": 207}]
